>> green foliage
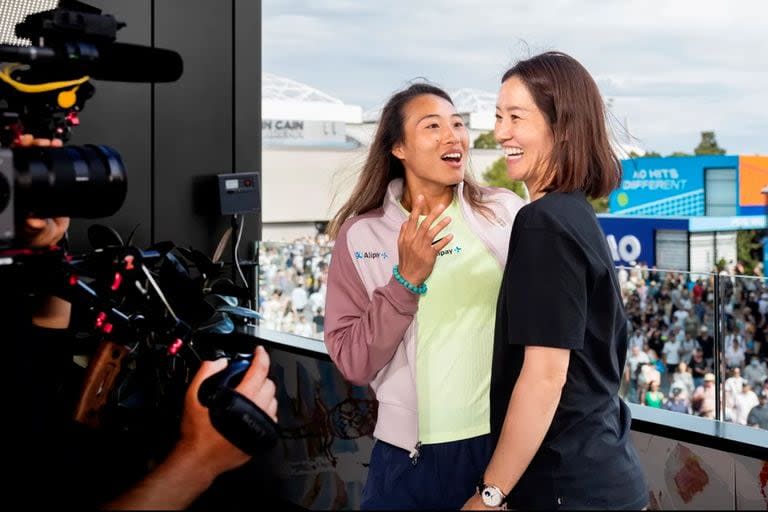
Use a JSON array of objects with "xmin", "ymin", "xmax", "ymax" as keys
[
  {"xmin": 716, "ymin": 258, "xmax": 728, "ymax": 272},
  {"xmin": 737, "ymin": 230, "xmax": 763, "ymax": 275},
  {"xmin": 481, "ymin": 156, "xmax": 608, "ymax": 211},
  {"xmin": 694, "ymin": 131, "xmax": 726, "ymax": 155},
  {"xmin": 482, "ymin": 157, "xmax": 526, "ymax": 199},
  {"xmin": 669, "ymin": 151, "xmax": 693, "ymax": 157},
  {"xmin": 473, "ymin": 131, "xmax": 499, "ymax": 149},
  {"xmin": 628, "ymin": 150, "xmax": 662, "ymax": 158},
  {"xmin": 589, "ymin": 196, "xmax": 609, "ymax": 213}
]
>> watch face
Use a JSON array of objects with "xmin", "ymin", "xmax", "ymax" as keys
[{"xmin": 481, "ymin": 486, "xmax": 503, "ymax": 507}]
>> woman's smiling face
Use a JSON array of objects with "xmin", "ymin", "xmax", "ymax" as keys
[{"xmin": 494, "ymin": 75, "xmax": 554, "ymax": 193}]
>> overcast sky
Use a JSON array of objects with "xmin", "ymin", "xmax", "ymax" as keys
[{"xmin": 263, "ymin": 0, "xmax": 767, "ymax": 156}]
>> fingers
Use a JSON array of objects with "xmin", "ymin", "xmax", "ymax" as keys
[
  {"xmin": 255, "ymin": 379, "xmax": 278, "ymax": 421},
  {"xmin": 17, "ymin": 134, "xmax": 35, "ymax": 147},
  {"xmin": 238, "ymin": 346, "xmax": 278, "ymax": 421},
  {"xmin": 23, "ymin": 216, "xmax": 70, "ymax": 247},
  {"xmin": 427, "ymin": 215, "xmax": 452, "ymax": 242},
  {"xmin": 264, "ymin": 397, "xmax": 278, "ymax": 420},
  {"xmin": 400, "ymin": 196, "xmax": 451, "ymax": 244},
  {"xmin": 404, "ymin": 194, "xmax": 424, "ymax": 238},
  {"xmin": 17, "ymin": 134, "xmax": 63, "ymax": 147},
  {"xmin": 237, "ymin": 345, "xmax": 270, "ymax": 395},
  {"xmin": 418, "ymin": 202, "xmax": 447, "ymax": 237},
  {"xmin": 431, "ymin": 233, "xmax": 454, "ymax": 252},
  {"xmin": 188, "ymin": 358, "xmax": 228, "ymax": 398},
  {"xmin": 25, "ymin": 217, "xmax": 48, "ymax": 230}
]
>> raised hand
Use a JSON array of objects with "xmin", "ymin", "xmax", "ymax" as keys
[{"xmin": 396, "ymin": 194, "xmax": 453, "ymax": 286}]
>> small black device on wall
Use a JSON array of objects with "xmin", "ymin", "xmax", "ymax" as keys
[{"xmin": 217, "ymin": 172, "xmax": 260, "ymax": 215}]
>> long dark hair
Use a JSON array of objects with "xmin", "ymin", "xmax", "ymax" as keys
[
  {"xmin": 501, "ymin": 51, "xmax": 621, "ymax": 198},
  {"xmin": 327, "ymin": 83, "xmax": 489, "ymax": 239}
]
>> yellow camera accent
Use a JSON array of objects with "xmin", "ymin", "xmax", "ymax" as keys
[{"xmin": 0, "ymin": 63, "xmax": 89, "ymax": 94}]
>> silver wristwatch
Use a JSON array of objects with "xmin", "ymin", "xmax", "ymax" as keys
[{"xmin": 477, "ymin": 481, "xmax": 508, "ymax": 507}]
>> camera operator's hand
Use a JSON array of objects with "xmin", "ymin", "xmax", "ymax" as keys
[
  {"xmin": 16, "ymin": 135, "xmax": 70, "ymax": 249},
  {"xmin": 22, "ymin": 217, "xmax": 70, "ymax": 248},
  {"xmin": 15, "ymin": 135, "xmax": 72, "ymax": 329},
  {"xmin": 104, "ymin": 346, "xmax": 278, "ymax": 511},
  {"xmin": 181, "ymin": 345, "xmax": 278, "ymax": 475},
  {"xmin": 17, "ymin": 134, "xmax": 63, "ymax": 147}
]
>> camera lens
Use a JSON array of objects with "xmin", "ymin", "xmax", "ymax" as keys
[{"xmin": 13, "ymin": 144, "xmax": 127, "ymax": 219}]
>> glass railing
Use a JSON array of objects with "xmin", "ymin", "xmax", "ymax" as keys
[
  {"xmin": 253, "ymin": 241, "xmax": 768, "ymax": 430},
  {"xmin": 255, "ymin": 239, "xmax": 333, "ymax": 341}
]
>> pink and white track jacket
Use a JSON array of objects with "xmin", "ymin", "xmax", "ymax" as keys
[{"xmin": 324, "ymin": 178, "xmax": 525, "ymax": 453}]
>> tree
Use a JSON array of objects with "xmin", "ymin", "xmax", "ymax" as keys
[
  {"xmin": 482, "ymin": 157, "xmax": 608, "ymax": 212},
  {"xmin": 482, "ymin": 157, "xmax": 526, "ymax": 199},
  {"xmin": 694, "ymin": 131, "xmax": 726, "ymax": 155},
  {"xmin": 473, "ymin": 131, "xmax": 499, "ymax": 149},
  {"xmin": 669, "ymin": 151, "xmax": 692, "ymax": 157},
  {"xmin": 737, "ymin": 230, "xmax": 762, "ymax": 275},
  {"xmin": 589, "ymin": 196, "xmax": 609, "ymax": 213}
]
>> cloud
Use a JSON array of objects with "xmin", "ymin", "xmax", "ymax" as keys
[{"xmin": 263, "ymin": 0, "xmax": 768, "ymax": 154}]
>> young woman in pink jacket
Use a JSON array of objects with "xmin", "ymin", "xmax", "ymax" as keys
[{"xmin": 324, "ymin": 83, "xmax": 525, "ymax": 509}]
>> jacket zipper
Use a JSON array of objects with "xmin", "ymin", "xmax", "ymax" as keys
[{"xmin": 408, "ymin": 441, "xmax": 422, "ymax": 465}]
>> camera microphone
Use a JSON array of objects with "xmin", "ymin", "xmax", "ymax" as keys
[
  {"xmin": 90, "ymin": 43, "xmax": 183, "ymax": 83},
  {"xmin": 0, "ymin": 42, "xmax": 183, "ymax": 83}
]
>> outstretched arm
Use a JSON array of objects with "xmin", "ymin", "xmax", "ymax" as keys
[{"xmin": 104, "ymin": 346, "xmax": 278, "ymax": 510}]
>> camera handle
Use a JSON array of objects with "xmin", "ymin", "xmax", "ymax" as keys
[{"xmin": 197, "ymin": 356, "xmax": 279, "ymax": 456}]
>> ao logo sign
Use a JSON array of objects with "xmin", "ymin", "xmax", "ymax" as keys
[{"xmin": 606, "ymin": 234, "xmax": 642, "ymax": 263}]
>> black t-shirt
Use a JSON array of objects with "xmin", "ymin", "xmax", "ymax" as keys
[
  {"xmin": 697, "ymin": 335, "xmax": 714, "ymax": 360},
  {"xmin": 491, "ymin": 191, "xmax": 648, "ymax": 510},
  {"xmin": 689, "ymin": 356, "xmax": 709, "ymax": 377}
]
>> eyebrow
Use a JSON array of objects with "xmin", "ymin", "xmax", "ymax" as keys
[
  {"xmin": 495, "ymin": 105, "xmax": 529, "ymax": 113},
  {"xmin": 416, "ymin": 113, "xmax": 464, "ymax": 124}
]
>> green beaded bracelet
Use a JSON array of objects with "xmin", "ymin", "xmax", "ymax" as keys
[{"xmin": 393, "ymin": 265, "xmax": 427, "ymax": 295}]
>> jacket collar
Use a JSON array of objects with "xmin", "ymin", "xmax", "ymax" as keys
[{"xmin": 382, "ymin": 178, "xmax": 463, "ymax": 224}]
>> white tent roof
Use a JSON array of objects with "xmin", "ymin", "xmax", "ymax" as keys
[
  {"xmin": 360, "ymin": 87, "xmax": 499, "ymax": 129},
  {"xmin": 262, "ymin": 73, "xmax": 362, "ymax": 123}
]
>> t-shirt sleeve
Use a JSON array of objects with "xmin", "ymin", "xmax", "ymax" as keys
[{"xmin": 499, "ymin": 227, "xmax": 588, "ymax": 350}]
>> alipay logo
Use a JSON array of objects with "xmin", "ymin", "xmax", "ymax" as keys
[
  {"xmin": 438, "ymin": 246, "xmax": 462, "ymax": 257},
  {"xmin": 354, "ymin": 251, "xmax": 389, "ymax": 260}
]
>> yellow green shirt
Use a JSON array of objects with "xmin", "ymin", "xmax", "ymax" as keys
[{"xmin": 409, "ymin": 198, "xmax": 504, "ymax": 444}]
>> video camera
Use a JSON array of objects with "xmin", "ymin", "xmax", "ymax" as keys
[
  {"xmin": 0, "ymin": 1, "xmax": 277, "ymax": 457},
  {"xmin": 0, "ymin": 0, "xmax": 185, "ymax": 243}
]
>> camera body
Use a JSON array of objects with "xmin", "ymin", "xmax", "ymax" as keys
[
  {"xmin": 0, "ymin": 0, "xmax": 181, "ymax": 246},
  {"xmin": 0, "ymin": 1, "xmax": 129, "ymax": 245},
  {"xmin": 1, "ymin": 1, "xmax": 276, "ymax": 456}
]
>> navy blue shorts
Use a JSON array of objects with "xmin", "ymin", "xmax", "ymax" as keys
[{"xmin": 361, "ymin": 434, "xmax": 492, "ymax": 510}]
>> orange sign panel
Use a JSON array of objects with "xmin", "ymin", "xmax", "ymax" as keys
[{"xmin": 739, "ymin": 156, "xmax": 768, "ymax": 206}]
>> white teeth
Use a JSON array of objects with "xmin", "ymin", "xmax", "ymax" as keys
[
  {"xmin": 442, "ymin": 152, "xmax": 462, "ymax": 160},
  {"xmin": 504, "ymin": 147, "xmax": 523, "ymax": 156}
]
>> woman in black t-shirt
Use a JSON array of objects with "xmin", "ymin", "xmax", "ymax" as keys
[{"xmin": 463, "ymin": 52, "xmax": 648, "ymax": 510}]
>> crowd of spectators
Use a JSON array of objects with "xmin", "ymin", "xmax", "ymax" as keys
[
  {"xmin": 257, "ymin": 235, "xmax": 332, "ymax": 340},
  {"xmin": 617, "ymin": 261, "xmax": 768, "ymax": 430},
  {"xmin": 255, "ymin": 236, "xmax": 768, "ymax": 430}
]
